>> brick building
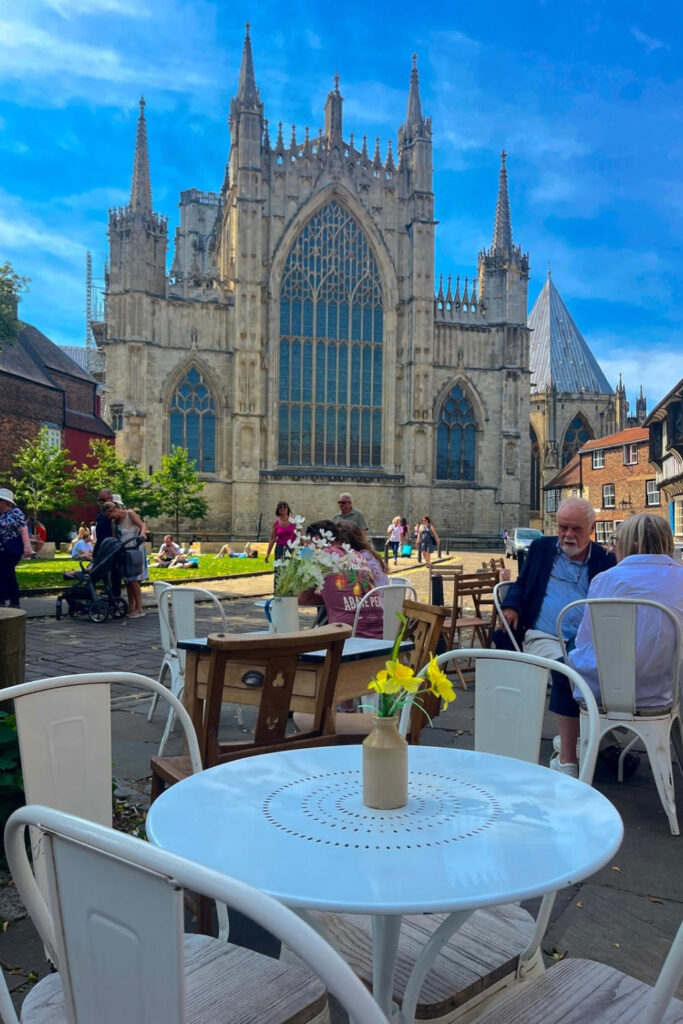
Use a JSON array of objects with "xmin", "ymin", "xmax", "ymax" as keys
[
  {"xmin": 545, "ymin": 426, "xmax": 666, "ymax": 545},
  {"xmin": 645, "ymin": 377, "xmax": 683, "ymax": 542},
  {"xmin": 0, "ymin": 321, "xmax": 114, "ymax": 479}
]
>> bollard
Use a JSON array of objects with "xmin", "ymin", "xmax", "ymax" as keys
[{"xmin": 0, "ymin": 608, "xmax": 26, "ymax": 689}]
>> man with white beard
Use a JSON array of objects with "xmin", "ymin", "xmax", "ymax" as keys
[{"xmin": 497, "ymin": 497, "xmax": 615, "ymax": 777}]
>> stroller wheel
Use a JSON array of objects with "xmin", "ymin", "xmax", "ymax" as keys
[
  {"xmin": 89, "ymin": 599, "xmax": 110, "ymax": 624},
  {"xmin": 111, "ymin": 598, "xmax": 128, "ymax": 619}
]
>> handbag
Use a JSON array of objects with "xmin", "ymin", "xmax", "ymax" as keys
[{"xmin": 124, "ymin": 545, "xmax": 145, "ymax": 577}]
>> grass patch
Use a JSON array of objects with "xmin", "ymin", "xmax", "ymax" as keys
[{"xmin": 17, "ymin": 554, "xmax": 272, "ymax": 591}]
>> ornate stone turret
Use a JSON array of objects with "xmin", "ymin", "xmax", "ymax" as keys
[
  {"xmin": 324, "ymin": 74, "xmax": 343, "ymax": 146},
  {"xmin": 636, "ymin": 385, "xmax": 647, "ymax": 424},
  {"xmin": 477, "ymin": 151, "xmax": 528, "ymax": 325},
  {"xmin": 108, "ymin": 97, "xmax": 167, "ymax": 297},
  {"xmin": 615, "ymin": 373, "xmax": 628, "ymax": 429},
  {"xmin": 398, "ymin": 55, "xmax": 432, "ymax": 193},
  {"xmin": 491, "ymin": 150, "xmax": 513, "ymax": 256}
]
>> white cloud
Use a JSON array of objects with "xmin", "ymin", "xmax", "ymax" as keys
[
  {"xmin": 630, "ymin": 26, "xmax": 669, "ymax": 53},
  {"xmin": 592, "ymin": 342, "xmax": 678, "ymax": 411},
  {"xmin": 45, "ymin": 0, "xmax": 150, "ymax": 16}
]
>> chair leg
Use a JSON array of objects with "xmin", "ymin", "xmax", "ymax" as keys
[
  {"xmin": 637, "ymin": 722, "xmax": 679, "ymax": 836},
  {"xmin": 670, "ymin": 715, "xmax": 683, "ymax": 774},
  {"xmin": 148, "ymin": 661, "xmax": 170, "ymax": 721},
  {"xmin": 157, "ymin": 683, "xmax": 183, "ymax": 757}
]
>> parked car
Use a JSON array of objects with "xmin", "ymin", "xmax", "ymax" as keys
[{"xmin": 505, "ymin": 527, "xmax": 543, "ymax": 559}]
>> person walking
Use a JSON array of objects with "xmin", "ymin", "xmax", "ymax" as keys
[
  {"xmin": 264, "ymin": 502, "xmax": 298, "ymax": 563},
  {"xmin": 417, "ymin": 516, "xmax": 440, "ymax": 567},
  {"xmin": 0, "ymin": 488, "xmax": 32, "ymax": 608},
  {"xmin": 333, "ymin": 493, "xmax": 368, "ymax": 538},
  {"xmin": 386, "ymin": 516, "xmax": 403, "ymax": 565},
  {"xmin": 102, "ymin": 501, "xmax": 148, "ymax": 618}
]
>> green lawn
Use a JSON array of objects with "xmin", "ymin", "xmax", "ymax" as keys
[{"xmin": 17, "ymin": 553, "xmax": 271, "ymax": 591}]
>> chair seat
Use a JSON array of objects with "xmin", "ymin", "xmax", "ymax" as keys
[
  {"xmin": 468, "ymin": 954, "xmax": 683, "ymax": 1024},
  {"xmin": 20, "ymin": 934, "xmax": 328, "ymax": 1023},
  {"xmin": 311, "ymin": 904, "xmax": 536, "ymax": 1021},
  {"xmin": 150, "ymin": 752, "xmax": 194, "ymax": 799}
]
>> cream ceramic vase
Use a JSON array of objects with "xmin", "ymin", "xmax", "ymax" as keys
[
  {"xmin": 362, "ymin": 715, "xmax": 408, "ymax": 809},
  {"xmin": 264, "ymin": 596, "xmax": 300, "ymax": 633}
]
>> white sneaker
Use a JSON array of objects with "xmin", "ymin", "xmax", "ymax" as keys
[
  {"xmin": 553, "ymin": 735, "xmax": 580, "ymax": 758},
  {"xmin": 549, "ymin": 755, "xmax": 578, "ymax": 778}
]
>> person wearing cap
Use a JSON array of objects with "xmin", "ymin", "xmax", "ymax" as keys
[{"xmin": 0, "ymin": 488, "xmax": 33, "ymax": 608}]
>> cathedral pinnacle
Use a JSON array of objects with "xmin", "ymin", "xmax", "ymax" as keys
[
  {"xmin": 129, "ymin": 96, "xmax": 153, "ymax": 214},
  {"xmin": 491, "ymin": 149, "xmax": 513, "ymax": 255},
  {"xmin": 324, "ymin": 74, "xmax": 343, "ymax": 144},
  {"xmin": 405, "ymin": 53, "xmax": 423, "ymax": 128},
  {"xmin": 237, "ymin": 22, "xmax": 260, "ymax": 107}
]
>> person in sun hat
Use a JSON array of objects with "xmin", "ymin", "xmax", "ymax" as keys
[{"xmin": 0, "ymin": 487, "xmax": 33, "ymax": 608}]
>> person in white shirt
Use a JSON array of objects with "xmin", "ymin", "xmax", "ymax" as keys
[
  {"xmin": 71, "ymin": 531, "xmax": 94, "ymax": 562},
  {"xmin": 570, "ymin": 514, "xmax": 683, "ymax": 709},
  {"xmin": 154, "ymin": 535, "xmax": 185, "ymax": 567}
]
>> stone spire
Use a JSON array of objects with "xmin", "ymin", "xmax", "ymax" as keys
[
  {"xmin": 324, "ymin": 73, "xmax": 343, "ymax": 144},
  {"xmin": 130, "ymin": 97, "xmax": 152, "ymax": 214},
  {"xmin": 236, "ymin": 23, "xmax": 260, "ymax": 108},
  {"xmin": 405, "ymin": 54, "xmax": 423, "ymax": 129},
  {"xmin": 491, "ymin": 150, "xmax": 513, "ymax": 254}
]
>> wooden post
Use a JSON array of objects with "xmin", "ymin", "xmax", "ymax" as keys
[{"xmin": 0, "ymin": 608, "xmax": 26, "ymax": 689}]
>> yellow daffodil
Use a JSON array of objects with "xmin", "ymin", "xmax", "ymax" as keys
[
  {"xmin": 425, "ymin": 654, "xmax": 456, "ymax": 708},
  {"xmin": 369, "ymin": 668, "xmax": 402, "ymax": 694}
]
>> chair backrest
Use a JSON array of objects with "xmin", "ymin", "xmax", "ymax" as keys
[
  {"xmin": 644, "ymin": 920, "xmax": 683, "ymax": 1024},
  {"xmin": 351, "ymin": 583, "xmax": 417, "ymax": 640},
  {"xmin": 1, "ymin": 673, "xmax": 202, "ymax": 902},
  {"xmin": 202, "ymin": 623, "xmax": 352, "ymax": 765},
  {"xmin": 5, "ymin": 806, "xmax": 389, "ymax": 1024},
  {"xmin": 400, "ymin": 648, "xmax": 600, "ymax": 783},
  {"xmin": 160, "ymin": 586, "xmax": 229, "ymax": 674},
  {"xmin": 401, "ymin": 599, "xmax": 450, "ymax": 743},
  {"xmin": 557, "ymin": 598, "xmax": 681, "ymax": 716},
  {"xmin": 493, "ymin": 580, "xmax": 521, "ymax": 651},
  {"xmin": 153, "ymin": 581, "xmax": 175, "ymax": 658}
]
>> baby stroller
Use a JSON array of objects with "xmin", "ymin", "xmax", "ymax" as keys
[{"xmin": 55, "ymin": 536, "xmax": 141, "ymax": 623}]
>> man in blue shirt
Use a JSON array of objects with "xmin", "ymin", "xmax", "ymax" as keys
[{"xmin": 499, "ymin": 497, "xmax": 615, "ymax": 777}]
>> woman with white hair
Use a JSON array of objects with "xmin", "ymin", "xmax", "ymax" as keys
[{"xmin": 570, "ymin": 514, "xmax": 683, "ymax": 708}]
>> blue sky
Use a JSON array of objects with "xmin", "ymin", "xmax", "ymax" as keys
[{"xmin": 1, "ymin": 0, "xmax": 680, "ymax": 412}]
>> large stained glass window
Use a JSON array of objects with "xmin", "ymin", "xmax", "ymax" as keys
[
  {"xmin": 278, "ymin": 201, "xmax": 383, "ymax": 468},
  {"xmin": 169, "ymin": 367, "xmax": 216, "ymax": 472},
  {"xmin": 436, "ymin": 385, "xmax": 477, "ymax": 481},
  {"xmin": 561, "ymin": 414, "xmax": 592, "ymax": 467}
]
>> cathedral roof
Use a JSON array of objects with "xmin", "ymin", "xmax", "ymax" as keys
[{"xmin": 528, "ymin": 273, "xmax": 612, "ymax": 397}]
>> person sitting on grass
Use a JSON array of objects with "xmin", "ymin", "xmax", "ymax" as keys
[
  {"xmin": 71, "ymin": 529, "xmax": 94, "ymax": 562},
  {"xmin": 216, "ymin": 542, "xmax": 257, "ymax": 559},
  {"xmin": 154, "ymin": 535, "xmax": 186, "ymax": 567}
]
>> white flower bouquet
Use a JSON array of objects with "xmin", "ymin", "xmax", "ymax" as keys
[{"xmin": 273, "ymin": 517, "xmax": 370, "ymax": 597}]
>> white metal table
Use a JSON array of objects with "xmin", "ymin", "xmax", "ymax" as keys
[{"xmin": 147, "ymin": 745, "xmax": 623, "ymax": 1021}]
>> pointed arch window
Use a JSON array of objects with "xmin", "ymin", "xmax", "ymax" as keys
[
  {"xmin": 277, "ymin": 200, "xmax": 383, "ymax": 468},
  {"xmin": 436, "ymin": 384, "xmax": 477, "ymax": 481},
  {"xmin": 168, "ymin": 367, "xmax": 216, "ymax": 472},
  {"xmin": 530, "ymin": 426, "xmax": 541, "ymax": 512},
  {"xmin": 561, "ymin": 414, "xmax": 592, "ymax": 467}
]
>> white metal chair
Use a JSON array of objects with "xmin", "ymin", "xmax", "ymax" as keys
[
  {"xmin": 4, "ymin": 805, "xmax": 389, "ymax": 1024},
  {"xmin": 146, "ymin": 581, "xmax": 177, "ymax": 722},
  {"xmin": 558, "ymin": 597, "xmax": 683, "ymax": 836},
  {"xmin": 351, "ymin": 582, "xmax": 417, "ymax": 640},
  {"xmin": 313, "ymin": 649, "xmax": 601, "ymax": 1024},
  {"xmin": 466, "ymin": 919, "xmax": 683, "ymax": 1024},
  {"xmin": 0, "ymin": 970, "xmax": 18, "ymax": 1024},
  {"xmin": 152, "ymin": 585, "xmax": 241, "ymax": 755},
  {"xmin": 492, "ymin": 579, "xmax": 521, "ymax": 651}
]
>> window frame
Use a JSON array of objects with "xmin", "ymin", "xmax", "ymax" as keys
[
  {"xmin": 602, "ymin": 483, "xmax": 615, "ymax": 509},
  {"xmin": 435, "ymin": 384, "xmax": 478, "ymax": 482},
  {"xmin": 623, "ymin": 443, "xmax": 638, "ymax": 466},
  {"xmin": 41, "ymin": 423, "xmax": 62, "ymax": 448},
  {"xmin": 592, "ymin": 449, "xmax": 605, "ymax": 469},
  {"xmin": 645, "ymin": 479, "xmax": 660, "ymax": 507},
  {"xmin": 167, "ymin": 367, "xmax": 217, "ymax": 474},
  {"xmin": 595, "ymin": 521, "xmax": 613, "ymax": 545}
]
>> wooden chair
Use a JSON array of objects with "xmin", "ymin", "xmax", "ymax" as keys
[
  {"xmin": 432, "ymin": 570, "xmax": 498, "ymax": 689},
  {"xmin": 150, "ymin": 623, "xmax": 351, "ymax": 799},
  {"xmin": 311, "ymin": 649, "xmax": 602, "ymax": 1024},
  {"xmin": 469, "ymin": 919, "xmax": 683, "ymax": 1024},
  {"xmin": 5, "ymin": 805, "xmax": 389, "ymax": 1024}
]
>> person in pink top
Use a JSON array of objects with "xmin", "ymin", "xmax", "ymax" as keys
[{"xmin": 265, "ymin": 501, "xmax": 298, "ymax": 563}]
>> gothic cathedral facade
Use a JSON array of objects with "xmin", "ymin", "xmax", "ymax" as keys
[{"xmin": 98, "ymin": 29, "xmax": 532, "ymax": 540}]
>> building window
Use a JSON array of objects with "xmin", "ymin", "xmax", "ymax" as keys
[
  {"xmin": 41, "ymin": 424, "xmax": 61, "ymax": 448},
  {"xmin": 168, "ymin": 367, "xmax": 216, "ymax": 472},
  {"xmin": 592, "ymin": 449, "xmax": 604, "ymax": 469},
  {"xmin": 595, "ymin": 521, "xmax": 612, "ymax": 545},
  {"xmin": 561, "ymin": 414, "xmax": 593, "ymax": 467},
  {"xmin": 645, "ymin": 479, "xmax": 660, "ymax": 506},
  {"xmin": 277, "ymin": 200, "xmax": 383, "ymax": 468},
  {"xmin": 623, "ymin": 443, "xmax": 638, "ymax": 465},
  {"xmin": 436, "ymin": 385, "xmax": 477, "ymax": 481},
  {"xmin": 545, "ymin": 489, "xmax": 559, "ymax": 513},
  {"xmin": 674, "ymin": 499, "xmax": 683, "ymax": 537},
  {"xmin": 111, "ymin": 405, "xmax": 123, "ymax": 432},
  {"xmin": 602, "ymin": 483, "xmax": 615, "ymax": 508}
]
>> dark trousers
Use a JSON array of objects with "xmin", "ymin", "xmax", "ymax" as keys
[{"xmin": 0, "ymin": 544, "xmax": 22, "ymax": 607}]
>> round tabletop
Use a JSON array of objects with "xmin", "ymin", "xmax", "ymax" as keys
[{"xmin": 146, "ymin": 746, "xmax": 624, "ymax": 915}]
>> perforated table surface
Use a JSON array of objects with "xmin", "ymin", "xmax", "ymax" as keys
[{"xmin": 147, "ymin": 745, "xmax": 623, "ymax": 916}]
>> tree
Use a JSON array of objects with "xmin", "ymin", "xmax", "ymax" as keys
[
  {"xmin": 0, "ymin": 261, "xmax": 29, "ymax": 347},
  {"xmin": 151, "ymin": 447, "xmax": 208, "ymax": 539},
  {"xmin": 10, "ymin": 428, "xmax": 75, "ymax": 522},
  {"xmin": 74, "ymin": 439, "xmax": 160, "ymax": 517}
]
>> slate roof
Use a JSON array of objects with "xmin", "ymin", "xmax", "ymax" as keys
[
  {"xmin": 19, "ymin": 324, "xmax": 95, "ymax": 382},
  {"xmin": 580, "ymin": 426, "xmax": 649, "ymax": 452},
  {"xmin": 544, "ymin": 452, "xmax": 580, "ymax": 490},
  {"xmin": 529, "ymin": 275, "xmax": 613, "ymax": 396},
  {"xmin": 60, "ymin": 345, "xmax": 105, "ymax": 376}
]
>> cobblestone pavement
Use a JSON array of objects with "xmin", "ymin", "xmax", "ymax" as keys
[{"xmin": 2, "ymin": 550, "xmax": 682, "ymax": 1014}]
